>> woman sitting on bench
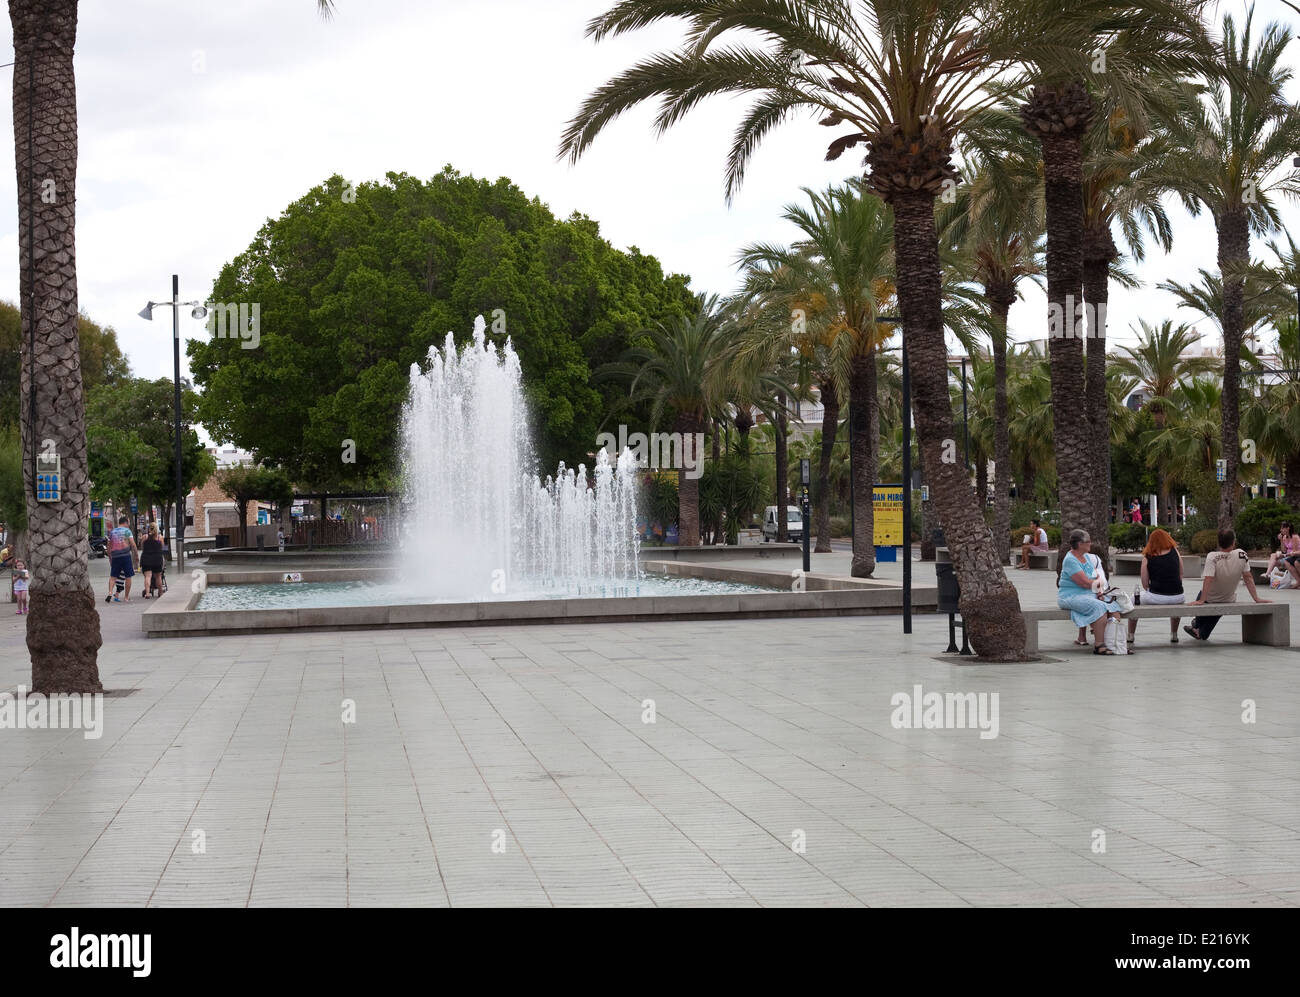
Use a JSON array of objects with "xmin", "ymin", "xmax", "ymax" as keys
[
  {"xmin": 1016, "ymin": 519, "xmax": 1050, "ymax": 569},
  {"xmin": 1126, "ymin": 528, "xmax": 1185, "ymax": 645},
  {"xmin": 1057, "ymin": 529, "xmax": 1125, "ymax": 654}
]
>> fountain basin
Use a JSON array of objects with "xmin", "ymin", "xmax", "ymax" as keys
[{"xmin": 140, "ymin": 564, "xmax": 936, "ymax": 638}]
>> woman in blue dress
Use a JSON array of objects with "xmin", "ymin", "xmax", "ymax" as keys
[{"xmin": 1058, "ymin": 529, "xmax": 1122, "ymax": 654}]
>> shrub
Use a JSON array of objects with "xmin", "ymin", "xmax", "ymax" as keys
[
  {"xmin": 1233, "ymin": 498, "xmax": 1293, "ymax": 552},
  {"xmin": 1174, "ymin": 512, "xmax": 1215, "ymax": 549},
  {"xmin": 829, "ymin": 514, "xmax": 851, "ymax": 538},
  {"xmin": 1108, "ymin": 522, "xmax": 1148, "ymax": 551},
  {"xmin": 1189, "ymin": 529, "xmax": 1220, "ymax": 555}
]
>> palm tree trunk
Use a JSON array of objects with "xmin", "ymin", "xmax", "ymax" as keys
[
  {"xmin": 1026, "ymin": 84, "xmax": 1094, "ymax": 575},
  {"xmin": 774, "ymin": 393, "xmax": 788, "ymax": 543},
  {"xmin": 13, "ymin": 0, "xmax": 102, "ymax": 693},
  {"xmin": 1218, "ymin": 208, "xmax": 1248, "ymax": 529},
  {"xmin": 892, "ymin": 189, "xmax": 1025, "ymax": 659},
  {"xmin": 849, "ymin": 354, "xmax": 876, "ymax": 578},
  {"xmin": 707, "ymin": 418, "xmax": 722, "ymax": 544},
  {"xmin": 815, "ymin": 379, "xmax": 837, "ymax": 553},
  {"xmin": 987, "ymin": 285, "xmax": 1013, "ymax": 565},
  {"xmin": 677, "ymin": 412, "xmax": 703, "ymax": 546},
  {"xmin": 1083, "ymin": 231, "xmax": 1115, "ymax": 572}
]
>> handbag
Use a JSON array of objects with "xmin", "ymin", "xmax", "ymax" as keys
[{"xmin": 1103, "ymin": 587, "xmax": 1134, "ymax": 615}]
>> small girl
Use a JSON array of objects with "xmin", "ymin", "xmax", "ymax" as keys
[{"xmin": 12, "ymin": 559, "xmax": 29, "ymax": 615}]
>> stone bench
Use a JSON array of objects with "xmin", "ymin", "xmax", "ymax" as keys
[
  {"xmin": 941, "ymin": 546, "xmax": 1058, "ymax": 572},
  {"xmin": 1025, "ymin": 550, "xmax": 1058, "ymax": 571},
  {"xmin": 1112, "ymin": 553, "xmax": 1202, "ymax": 576},
  {"xmin": 1022, "ymin": 603, "xmax": 1289, "ymax": 654}
]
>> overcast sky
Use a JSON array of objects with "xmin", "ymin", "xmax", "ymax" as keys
[{"xmin": 1, "ymin": 0, "xmax": 1299, "ymax": 413}]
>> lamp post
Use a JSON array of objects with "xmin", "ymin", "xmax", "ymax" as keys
[{"xmin": 139, "ymin": 276, "xmax": 207, "ymax": 576}]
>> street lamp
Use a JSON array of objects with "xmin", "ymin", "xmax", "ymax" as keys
[{"xmin": 139, "ymin": 275, "xmax": 207, "ymax": 576}]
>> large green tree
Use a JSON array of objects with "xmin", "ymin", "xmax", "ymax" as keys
[
  {"xmin": 189, "ymin": 169, "xmax": 695, "ymax": 485},
  {"xmin": 84, "ymin": 377, "xmax": 215, "ymax": 536}
]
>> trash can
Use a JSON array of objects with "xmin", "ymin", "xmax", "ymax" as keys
[
  {"xmin": 932, "ymin": 528, "xmax": 945, "ymax": 548},
  {"xmin": 936, "ymin": 562, "xmax": 960, "ymax": 614},
  {"xmin": 214, "ymin": 534, "xmax": 229, "ymax": 549}
]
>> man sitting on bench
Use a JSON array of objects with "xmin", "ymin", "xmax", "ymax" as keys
[{"xmin": 1185, "ymin": 528, "xmax": 1270, "ymax": 641}]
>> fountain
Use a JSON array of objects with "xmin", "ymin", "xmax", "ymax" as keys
[
  {"xmin": 399, "ymin": 316, "xmax": 641, "ymax": 600},
  {"xmin": 140, "ymin": 316, "xmax": 934, "ymax": 636}
]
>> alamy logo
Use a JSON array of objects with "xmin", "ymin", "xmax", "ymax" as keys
[
  {"xmin": 50, "ymin": 928, "xmax": 151, "ymax": 977},
  {"xmin": 1047, "ymin": 296, "xmax": 1106, "ymax": 339},
  {"xmin": 0, "ymin": 686, "xmax": 103, "ymax": 740},
  {"xmin": 205, "ymin": 301, "xmax": 260, "ymax": 349},
  {"xmin": 595, "ymin": 425, "xmax": 706, "ymax": 479},
  {"xmin": 890, "ymin": 684, "xmax": 999, "ymax": 739}
]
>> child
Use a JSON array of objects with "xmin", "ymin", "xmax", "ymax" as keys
[{"xmin": 12, "ymin": 559, "xmax": 29, "ymax": 615}]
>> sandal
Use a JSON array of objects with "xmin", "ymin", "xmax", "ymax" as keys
[
  {"xmin": 1170, "ymin": 635, "xmax": 1179, "ymax": 643},
  {"xmin": 1073, "ymin": 637, "xmax": 1088, "ymax": 646},
  {"xmin": 1093, "ymin": 646, "xmax": 1115, "ymax": 655}
]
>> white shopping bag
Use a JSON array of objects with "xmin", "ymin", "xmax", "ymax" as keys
[{"xmin": 1104, "ymin": 617, "xmax": 1128, "ymax": 655}]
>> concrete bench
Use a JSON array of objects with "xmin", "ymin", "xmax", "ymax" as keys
[
  {"xmin": 1112, "ymin": 553, "xmax": 1202, "ymax": 576},
  {"xmin": 1022, "ymin": 603, "xmax": 1290, "ymax": 654},
  {"xmin": 1025, "ymin": 550, "xmax": 1058, "ymax": 571},
  {"xmin": 941, "ymin": 546, "xmax": 1059, "ymax": 573}
]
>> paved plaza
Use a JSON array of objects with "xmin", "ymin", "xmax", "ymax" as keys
[{"xmin": 1, "ymin": 553, "xmax": 1298, "ymax": 907}]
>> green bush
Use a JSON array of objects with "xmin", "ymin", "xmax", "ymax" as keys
[
  {"xmin": 829, "ymin": 515, "xmax": 851, "ymax": 538},
  {"xmin": 1174, "ymin": 512, "xmax": 1215, "ymax": 549},
  {"xmin": 1190, "ymin": 529, "xmax": 1220, "ymax": 555},
  {"xmin": 1233, "ymin": 498, "xmax": 1293, "ymax": 552},
  {"xmin": 1108, "ymin": 522, "xmax": 1148, "ymax": 551}
]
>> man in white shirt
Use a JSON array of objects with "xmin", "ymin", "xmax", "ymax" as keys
[{"xmin": 1184, "ymin": 528, "xmax": 1269, "ymax": 640}]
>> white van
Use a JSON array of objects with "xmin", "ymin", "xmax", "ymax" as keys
[{"xmin": 762, "ymin": 505, "xmax": 803, "ymax": 543}]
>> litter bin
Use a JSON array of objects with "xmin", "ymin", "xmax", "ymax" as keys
[
  {"xmin": 214, "ymin": 534, "xmax": 229, "ymax": 549},
  {"xmin": 935, "ymin": 562, "xmax": 960, "ymax": 614}
]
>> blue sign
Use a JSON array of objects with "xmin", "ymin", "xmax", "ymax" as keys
[{"xmin": 130, "ymin": 496, "xmax": 138, "ymax": 513}]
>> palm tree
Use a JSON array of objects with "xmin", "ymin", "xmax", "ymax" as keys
[
  {"xmin": 1150, "ymin": 7, "xmax": 1300, "ymax": 526},
  {"xmin": 1013, "ymin": 0, "xmax": 1209, "ymax": 567},
  {"xmin": 940, "ymin": 161, "xmax": 1044, "ymax": 564},
  {"xmin": 607, "ymin": 294, "xmax": 728, "ymax": 545},
  {"xmin": 1007, "ymin": 343, "xmax": 1055, "ymax": 506},
  {"xmin": 559, "ymin": 0, "xmax": 1078, "ymax": 656},
  {"xmin": 1243, "ymin": 317, "xmax": 1300, "ymax": 508},
  {"xmin": 1144, "ymin": 377, "xmax": 1223, "ymax": 498},
  {"xmin": 10, "ymin": 0, "xmax": 336, "ymax": 694},
  {"xmin": 10, "ymin": 0, "xmax": 102, "ymax": 692},
  {"xmin": 735, "ymin": 182, "xmax": 896, "ymax": 576},
  {"xmin": 1113, "ymin": 320, "xmax": 1220, "ymax": 427}
]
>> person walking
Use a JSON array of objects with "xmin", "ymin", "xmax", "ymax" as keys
[
  {"xmin": 139, "ymin": 524, "xmax": 165, "ymax": 598},
  {"xmin": 1184, "ymin": 529, "xmax": 1270, "ymax": 641},
  {"xmin": 1126, "ymin": 528, "xmax": 1185, "ymax": 645},
  {"xmin": 105, "ymin": 514, "xmax": 138, "ymax": 603},
  {"xmin": 1057, "ymin": 529, "xmax": 1124, "ymax": 654}
]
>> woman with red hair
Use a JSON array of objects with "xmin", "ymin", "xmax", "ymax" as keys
[{"xmin": 1127, "ymin": 528, "xmax": 1186, "ymax": 644}]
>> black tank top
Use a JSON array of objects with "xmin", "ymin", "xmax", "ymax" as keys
[{"xmin": 1146, "ymin": 549, "xmax": 1183, "ymax": 596}]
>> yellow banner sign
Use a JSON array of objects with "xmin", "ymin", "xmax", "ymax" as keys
[{"xmin": 873, "ymin": 484, "xmax": 905, "ymax": 547}]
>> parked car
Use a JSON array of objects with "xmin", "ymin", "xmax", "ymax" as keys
[{"xmin": 762, "ymin": 505, "xmax": 803, "ymax": 543}]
